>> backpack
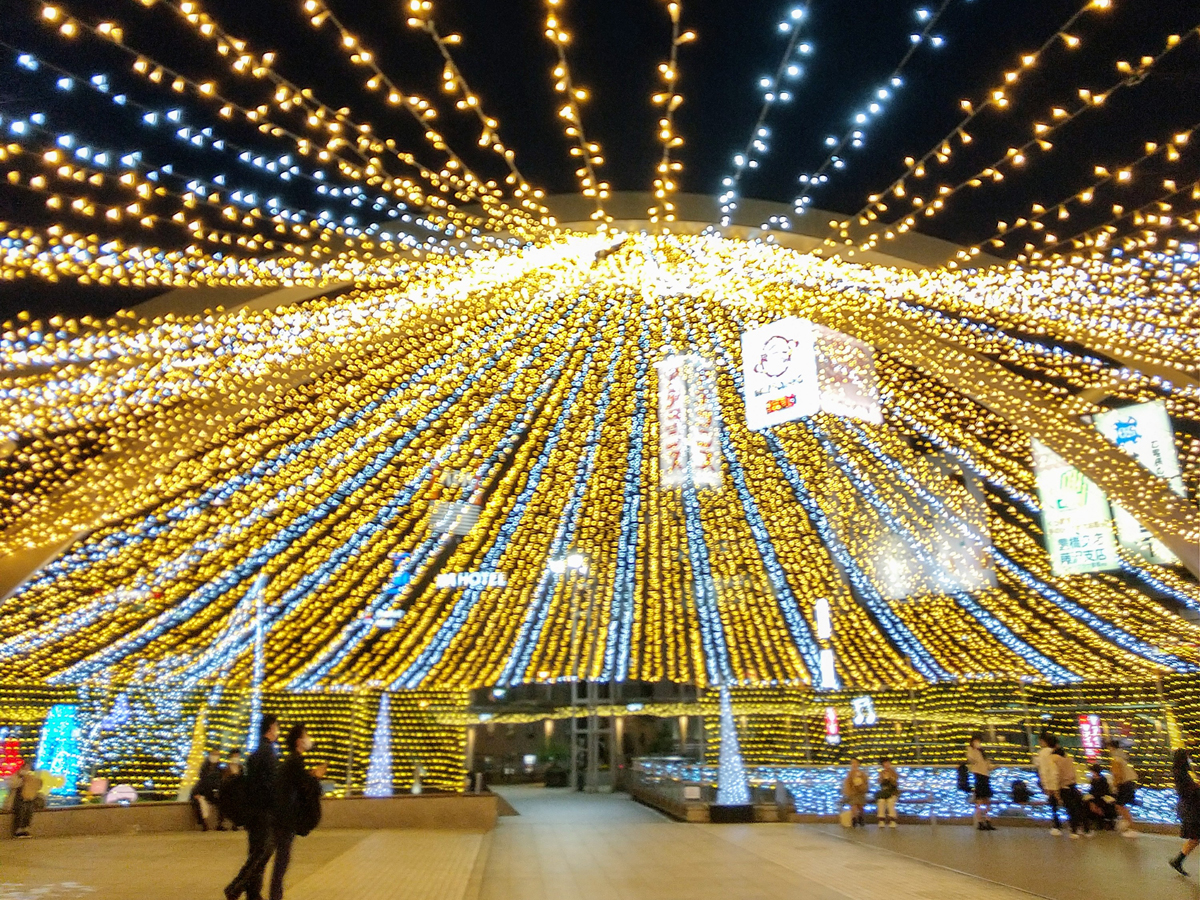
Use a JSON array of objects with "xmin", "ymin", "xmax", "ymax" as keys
[
  {"xmin": 1012, "ymin": 779, "xmax": 1031, "ymax": 803},
  {"xmin": 293, "ymin": 774, "xmax": 323, "ymax": 837},
  {"xmin": 956, "ymin": 763, "xmax": 972, "ymax": 793}
]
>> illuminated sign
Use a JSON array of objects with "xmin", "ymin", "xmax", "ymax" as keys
[
  {"xmin": 1094, "ymin": 400, "xmax": 1186, "ymax": 565},
  {"xmin": 35, "ymin": 704, "xmax": 82, "ymax": 796},
  {"xmin": 741, "ymin": 318, "xmax": 819, "ymax": 431},
  {"xmin": 824, "ymin": 706, "xmax": 841, "ymax": 745},
  {"xmin": 851, "ymin": 695, "xmax": 877, "ymax": 727},
  {"xmin": 1032, "ymin": 440, "xmax": 1119, "ymax": 576},
  {"xmin": 656, "ymin": 355, "xmax": 723, "ymax": 489},
  {"xmin": 1078, "ymin": 714, "xmax": 1103, "ymax": 761},
  {"xmin": 814, "ymin": 324, "xmax": 883, "ymax": 425},
  {"xmin": 819, "ymin": 647, "xmax": 838, "ymax": 690},
  {"xmin": 435, "ymin": 572, "xmax": 508, "ymax": 590},
  {"xmin": 814, "ymin": 598, "xmax": 833, "ymax": 641}
]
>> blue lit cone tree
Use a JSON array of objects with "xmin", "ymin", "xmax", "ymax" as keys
[
  {"xmin": 712, "ymin": 685, "xmax": 753, "ymax": 822},
  {"xmin": 364, "ymin": 693, "xmax": 393, "ymax": 797}
]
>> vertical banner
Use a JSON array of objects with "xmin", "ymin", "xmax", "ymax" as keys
[
  {"xmin": 1032, "ymin": 439, "xmax": 1120, "ymax": 575},
  {"xmin": 1093, "ymin": 400, "xmax": 1185, "ymax": 565},
  {"xmin": 740, "ymin": 317, "xmax": 820, "ymax": 431},
  {"xmin": 687, "ymin": 358, "xmax": 723, "ymax": 490},
  {"xmin": 656, "ymin": 355, "xmax": 723, "ymax": 490},
  {"xmin": 657, "ymin": 356, "xmax": 689, "ymax": 488},
  {"xmin": 814, "ymin": 324, "xmax": 884, "ymax": 424}
]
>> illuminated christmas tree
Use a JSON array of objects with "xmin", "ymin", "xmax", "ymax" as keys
[
  {"xmin": 714, "ymin": 685, "xmax": 751, "ymax": 808},
  {"xmin": 364, "ymin": 693, "xmax": 393, "ymax": 797}
]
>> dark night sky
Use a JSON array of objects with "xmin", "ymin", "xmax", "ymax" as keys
[{"xmin": 1, "ymin": 0, "xmax": 1198, "ymax": 321}]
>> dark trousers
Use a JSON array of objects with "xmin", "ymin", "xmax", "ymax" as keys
[
  {"xmin": 11, "ymin": 796, "xmax": 33, "ymax": 835},
  {"xmin": 269, "ymin": 828, "xmax": 296, "ymax": 900},
  {"xmin": 226, "ymin": 816, "xmax": 274, "ymax": 899},
  {"xmin": 1061, "ymin": 785, "xmax": 1089, "ymax": 833},
  {"xmin": 1048, "ymin": 793, "xmax": 1062, "ymax": 829}
]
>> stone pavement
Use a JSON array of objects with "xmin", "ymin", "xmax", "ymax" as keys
[{"xmin": 2, "ymin": 787, "xmax": 1198, "ymax": 900}]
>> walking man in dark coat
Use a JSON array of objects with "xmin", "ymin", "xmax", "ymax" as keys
[
  {"xmin": 225, "ymin": 714, "xmax": 280, "ymax": 900},
  {"xmin": 268, "ymin": 723, "xmax": 327, "ymax": 900}
]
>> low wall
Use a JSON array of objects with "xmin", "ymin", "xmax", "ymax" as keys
[{"xmin": 0, "ymin": 792, "xmax": 498, "ymax": 840}]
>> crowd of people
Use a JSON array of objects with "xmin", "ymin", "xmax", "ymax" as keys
[{"xmin": 839, "ymin": 732, "xmax": 1200, "ymax": 878}]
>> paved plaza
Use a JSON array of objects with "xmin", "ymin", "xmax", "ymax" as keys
[{"xmin": 1, "ymin": 787, "xmax": 1197, "ymax": 900}]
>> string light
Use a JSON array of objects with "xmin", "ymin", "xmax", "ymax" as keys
[
  {"xmin": 788, "ymin": 0, "xmax": 953, "ymax": 223},
  {"xmin": 831, "ymin": 0, "xmax": 1119, "ymax": 247},
  {"xmin": 648, "ymin": 1, "xmax": 693, "ymax": 225},
  {"xmin": 717, "ymin": 5, "xmax": 811, "ymax": 225},
  {"xmin": 960, "ymin": 126, "xmax": 1197, "ymax": 262},
  {"xmin": 851, "ymin": 26, "xmax": 1198, "ymax": 254},
  {"xmin": 542, "ymin": 0, "xmax": 611, "ymax": 220}
]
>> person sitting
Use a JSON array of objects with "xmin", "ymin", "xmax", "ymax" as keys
[
  {"xmin": 1083, "ymin": 764, "xmax": 1117, "ymax": 831},
  {"xmin": 217, "ymin": 749, "xmax": 244, "ymax": 832}
]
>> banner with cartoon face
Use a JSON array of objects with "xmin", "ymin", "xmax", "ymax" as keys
[{"xmin": 740, "ymin": 317, "xmax": 820, "ymax": 431}]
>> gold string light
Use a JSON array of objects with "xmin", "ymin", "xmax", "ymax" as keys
[
  {"xmin": 828, "ymin": 0, "xmax": 1118, "ymax": 247},
  {"xmin": 542, "ymin": 0, "xmax": 611, "ymax": 221},
  {"xmin": 853, "ymin": 27, "xmax": 1198, "ymax": 256},
  {"xmin": 959, "ymin": 126, "xmax": 1196, "ymax": 262},
  {"xmin": 648, "ymin": 1, "xmax": 694, "ymax": 225},
  {"xmin": 399, "ymin": 0, "xmax": 552, "ymax": 221}
]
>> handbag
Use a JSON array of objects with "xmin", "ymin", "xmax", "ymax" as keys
[{"xmin": 839, "ymin": 808, "xmax": 854, "ymax": 828}]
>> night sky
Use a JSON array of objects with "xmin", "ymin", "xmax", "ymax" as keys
[{"xmin": 1, "ymin": 0, "xmax": 1198, "ymax": 320}]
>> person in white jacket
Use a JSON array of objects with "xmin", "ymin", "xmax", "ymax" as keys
[{"xmin": 1036, "ymin": 733, "xmax": 1063, "ymax": 835}]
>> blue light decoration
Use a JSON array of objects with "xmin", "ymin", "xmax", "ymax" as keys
[
  {"xmin": 364, "ymin": 694, "xmax": 393, "ymax": 797},
  {"xmin": 714, "ymin": 686, "xmax": 751, "ymax": 807},
  {"xmin": 718, "ymin": 5, "xmax": 813, "ymax": 224},
  {"xmin": 788, "ymin": 0, "xmax": 955, "ymax": 221},
  {"xmin": 35, "ymin": 704, "xmax": 82, "ymax": 796}
]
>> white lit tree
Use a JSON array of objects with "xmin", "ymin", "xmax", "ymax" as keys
[
  {"xmin": 714, "ymin": 685, "xmax": 750, "ymax": 807},
  {"xmin": 364, "ymin": 693, "xmax": 393, "ymax": 797}
]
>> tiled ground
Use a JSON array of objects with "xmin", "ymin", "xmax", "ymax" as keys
[{"xmin": 2, "ymin": 788, "xmax": 1197, "ymax": 900}]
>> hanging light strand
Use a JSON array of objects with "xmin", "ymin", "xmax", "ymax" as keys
[
  {"xmin": 958, "ymin": 125, "xmax": 1196, "ymax": 263},
  {"xmin": 1038, "ymin": 178, "xmax": 1200, "ymax": 265},
  {"xmin": 401, "ymin": 1, "xmax": 552, "ymax": 220},
  {"xmin": 852, "ymin": 26, "xmax": 1197, "ymax": 254},
  {"xmin": 649, "ymin": 1, "xmax": 693, "ymax": 225},
  {"xmin": 789, "ymin": 0, "xmax": 954, "ymax": 224},
  {"xmin": 717, "ymin": 4, "xmax": 811, "ymax": 224},
  {"xmin": 38, "ymin": 5, "xmax": 488, "ymax": 235},
  {"xmin": 833, "ymin": 0, "xmax": 1119, "ymax": 243},
  {"xmin": 141, "ymin": 0, "xmax": 537, "ymax": 231},
  {"xmin": 542, "ymin": 0, "xmax": 610, "ymax": 220}
]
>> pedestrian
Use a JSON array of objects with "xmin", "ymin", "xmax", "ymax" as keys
[
  {"xmin": 1107, "ymin": 739, "xmax": 1139, "ymax": 837},
  {"xmin": 1169, "ymin": 748, "xmax": 1200, "ymax": 877},
  {"xmin": 225, "ymin": 714, "xmax": 280, "ymax": 900},
  {"xmin": 268, "ymin": 723, "xmax": 327, "ymax": 900},
  {"xmin": 875, "ymin": 757, "xmax": 900, "ymax": 828},
  {"xmin": 7, "ymin": 760, "xmax": 42, "ymax": 838},
  {"xmin": 1052, "ymin": 746, "xmax": 1090, "ymax": 838},
  {"xmin": 217, "ymin": 749, "xmax": 245, "ymax": 832},
  {"xmin": 966, "ymin": 732, "xmax": 995, "ymax": 830},
  {"xmin": 842, "ymin": 758, "xmax": 868, "ymax": 828},
  {"xmin": 1035, "ymin": 733, "xmax": 1062, "ymax": 835},
  {"xmin": 191, "ymin": 749, "xmax": 222, "ymax": 831}
]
